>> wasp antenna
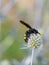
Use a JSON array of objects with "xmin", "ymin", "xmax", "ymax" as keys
[{"xmin": 20, "ymin": 20, "xmax": 32, "ymax": 29}]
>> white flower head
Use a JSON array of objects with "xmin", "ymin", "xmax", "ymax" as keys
[{"xmin": 27, "ymin": 33, "xmax": 43, "ymax": 49}]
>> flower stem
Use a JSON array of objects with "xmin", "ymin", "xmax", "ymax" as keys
[{"xmin": 30, "ymin": 48, "xmax": 34, "ymax": 65}]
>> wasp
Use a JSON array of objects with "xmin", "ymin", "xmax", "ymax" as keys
[{"xmin": 20, "ymin": 20, "xmax": 41, "ymax": 48}]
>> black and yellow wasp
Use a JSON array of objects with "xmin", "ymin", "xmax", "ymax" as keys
[{"xmin": 20, "ymin": 20, "xmax": 41, "ymax": 48}]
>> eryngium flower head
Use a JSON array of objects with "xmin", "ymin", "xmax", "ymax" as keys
[{"xmin": 27, "ymin": 33, "xmax": 42, "ymax": 48}]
